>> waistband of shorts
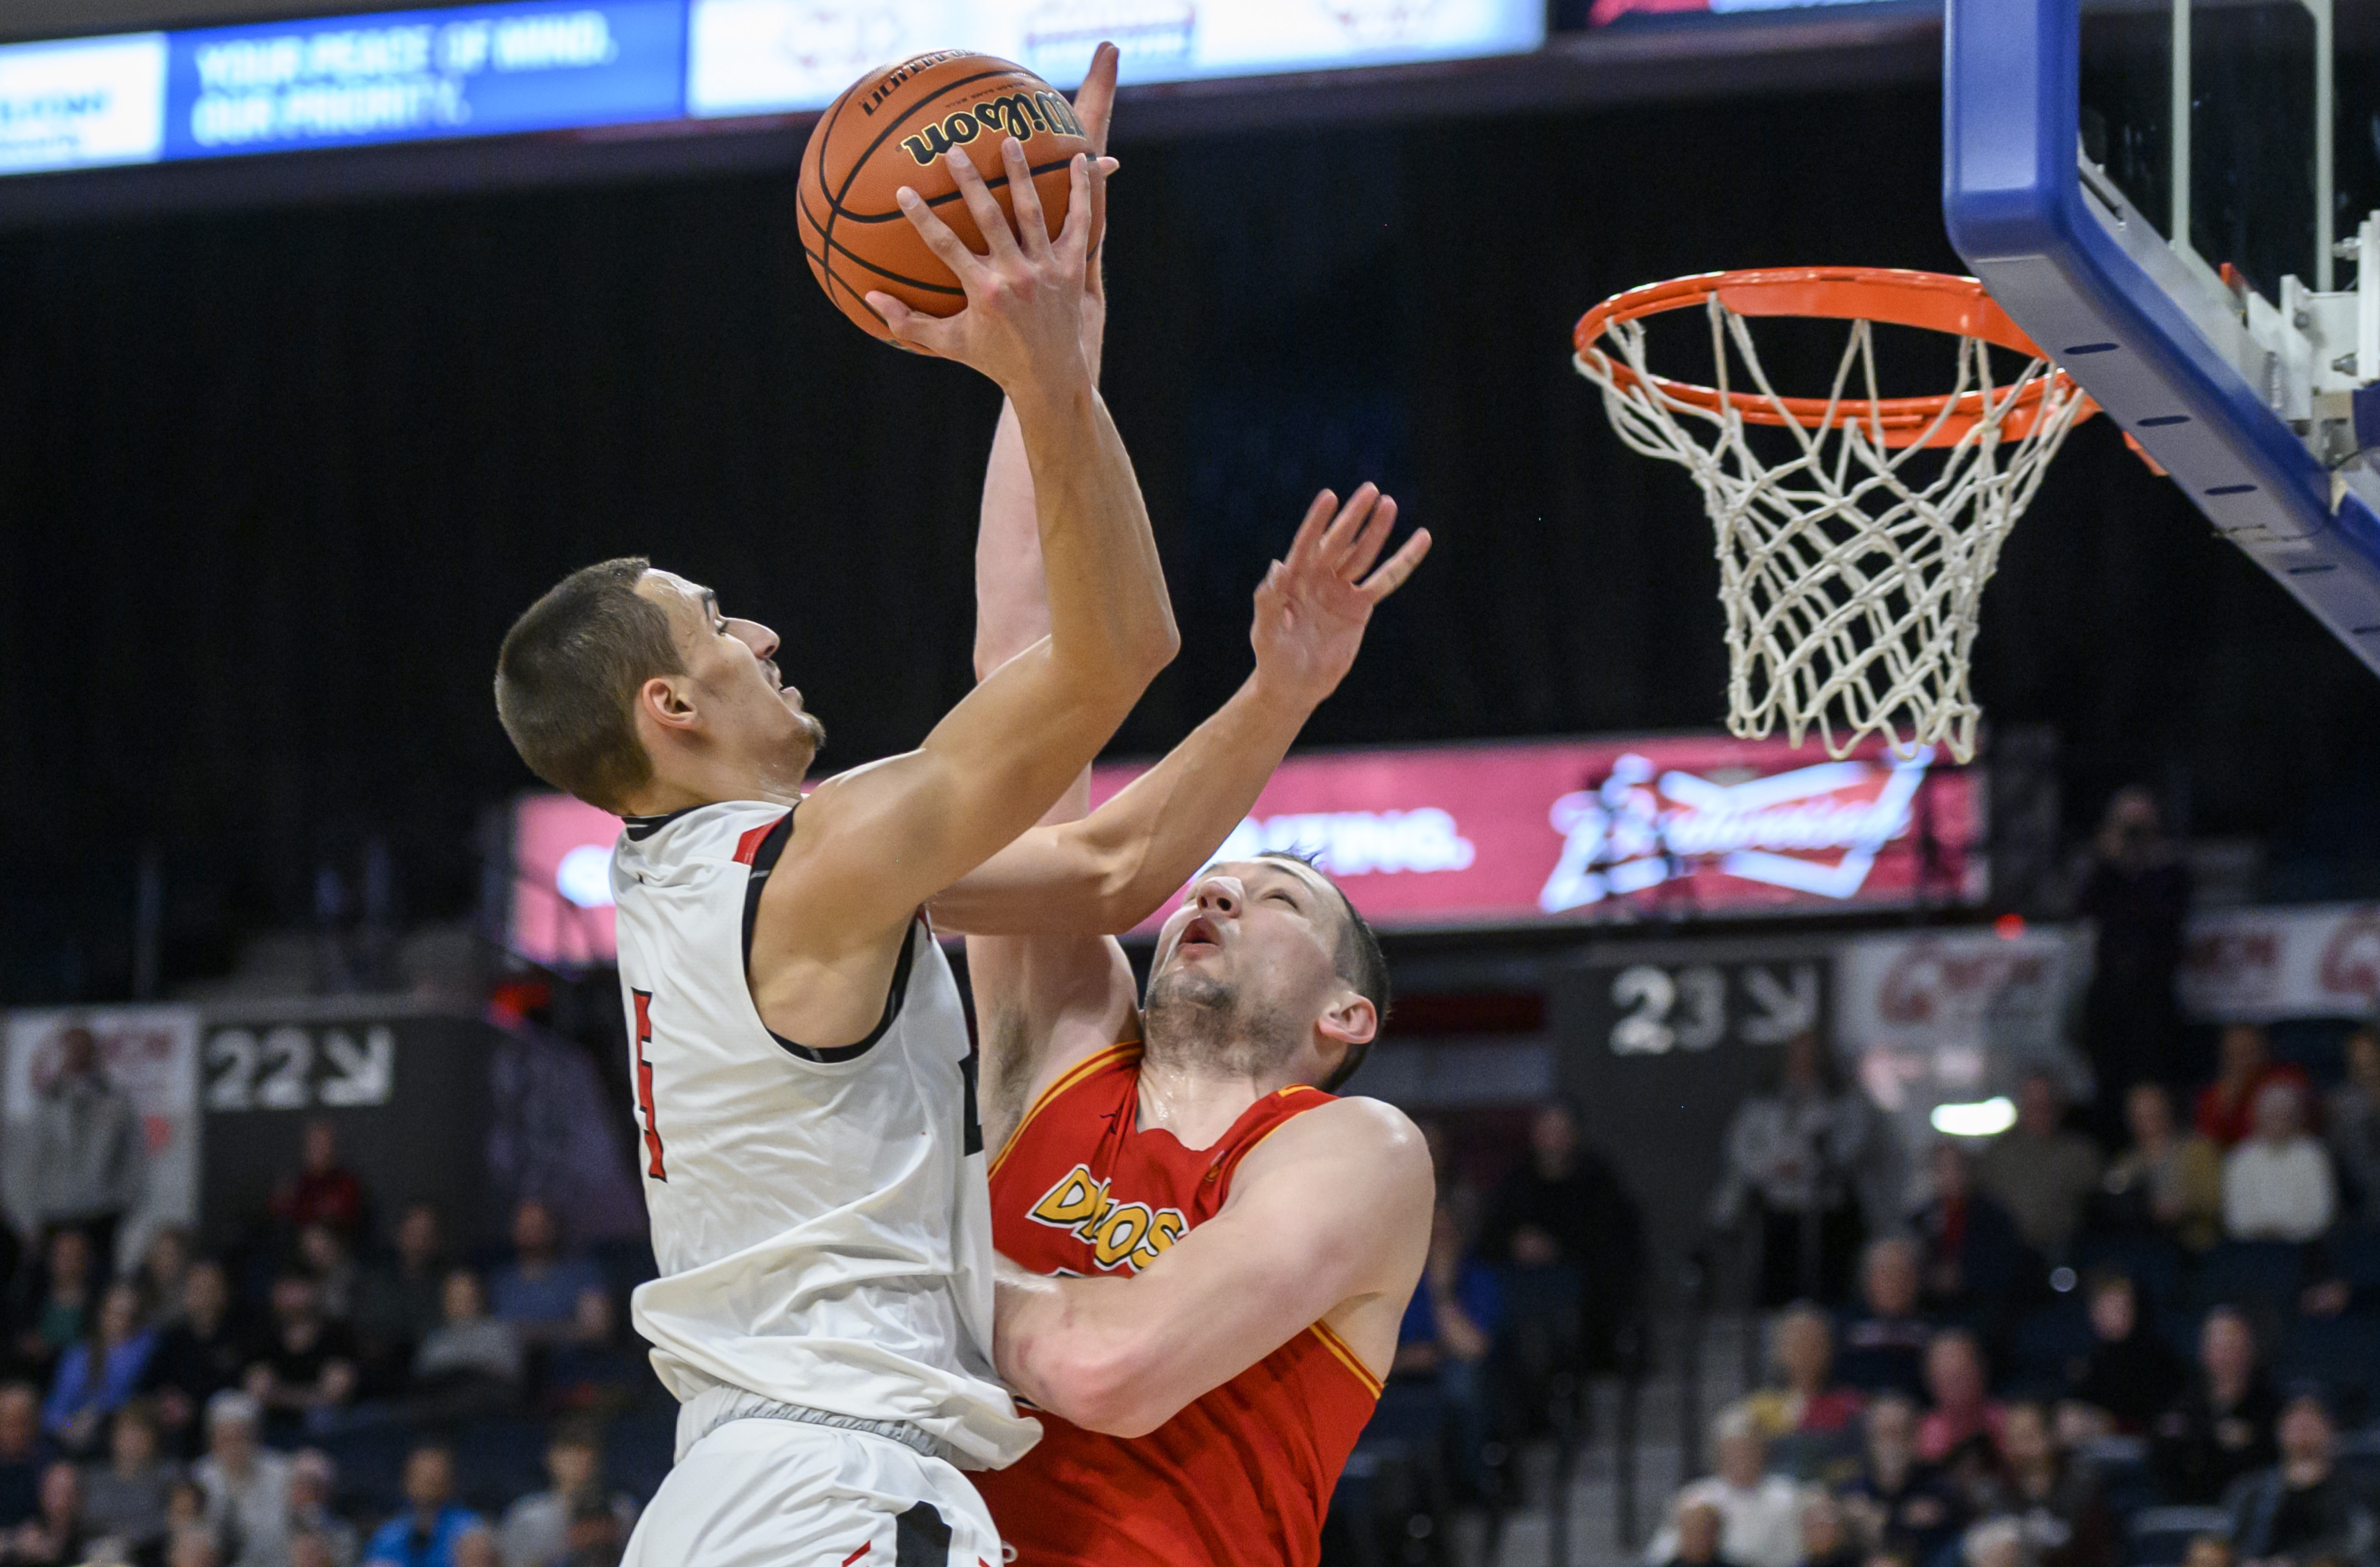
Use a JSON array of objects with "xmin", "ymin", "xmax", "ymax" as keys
[{"xmin": 679, "ymin": 1385, "xmax": 955, "ymax": 1466}]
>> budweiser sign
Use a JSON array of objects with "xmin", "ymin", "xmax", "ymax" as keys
[
  {"xmin": 1538, "ymin": 749, "xmax": 1935, "ymax": 911},
  {"xmin": 1093, "ymin": 732, "xmax": 1983, "ymax": 933}
]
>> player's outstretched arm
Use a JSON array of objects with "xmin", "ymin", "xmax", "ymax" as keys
[
  {"xmin": 936, "ymin": 485, "xmax": 1430, "ymax": 938},
  {"xmin": 994, "ymin": 1096, "xmax": 1435, "ymax": 1437},
  {"xmin": 753, "ymin": 135, "xmax": 1175, "ymax": 1049}
]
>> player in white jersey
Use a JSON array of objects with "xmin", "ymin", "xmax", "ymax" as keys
[{"xmin": 491, "ymin": 50, "xmax": 1172, "ymax": 1567}]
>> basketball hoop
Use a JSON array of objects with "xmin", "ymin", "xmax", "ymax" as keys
[{"xmin": 1574, "ymin": 267, "xmax": 2098, "ymax": 764}]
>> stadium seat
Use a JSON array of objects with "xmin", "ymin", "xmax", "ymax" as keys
[
  {"xmin": 2321, "ymin": 1226, "xmax": 2380, "ymax": 1292},
  {"xmin": 2128, "ymin": 1506, "xmax": 2234, "ymax": 1566},
  {"xmin": 2278, "ymin": 1314, "xmax": 2380, "ymax": 1426},
  {"xmin": 453, "ymin": 1416, "xmax": 551, "ymax": 1512},
  {"xmin": 2192, "ymin": 1241, "xmax": 2306, "ymax": 1313},
  {"xmin": 2007, "ymin": 1299, "xmax": 2097, "ymax": 1387},
  {"xmin": 2072, "ymin": 1233, "xmax": 2187, "ymax": 1313}
]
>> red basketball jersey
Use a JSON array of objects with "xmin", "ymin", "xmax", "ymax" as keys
[{"xmin": 977, "ymin": 1043, "xmax": 1382, "ymax": 1567}]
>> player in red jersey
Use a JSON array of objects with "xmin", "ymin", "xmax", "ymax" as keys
[{"xmin": 920, "ymin": 104, "xmax": 1436, "ymax": 1551}]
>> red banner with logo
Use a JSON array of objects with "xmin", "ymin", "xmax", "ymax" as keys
[{"xmin": 1091, "ymin": 733, "xmax": 1984, "ymax": 934}]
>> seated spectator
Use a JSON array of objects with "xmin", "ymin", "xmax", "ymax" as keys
[
  {"xmin": 80, "ymin": 1400, "xmax": 177, "ymax": 1559},
  {"xmin": 2326, "ymin": 1028, "xmax": 2380, "ymax": 1220},
  {"xmin": 2222, "ymin": 1393, "xmax": 2377, "ymax": 1567},
  {"xmin": 1963, "ymin": 1515, "xmax": 2030, "ymax": 1567},
  {"xmin": 296, "ymin": 1532, "xmax": 345, "ymax": 1567},
  {"xmin": 2101, "ymin": 1083, "xmax": 2224, "ymax": 1251},
  {"xmin": 2153, "ymin": 1306, "xmax": 2281, "ymax": 1505},
  {"xmin": 1839, "ymin": 1239, "xmax": 1935, "ymax": 1398},
  {"xmin": 1657, "ymin": 1499, "xmax": 1727, "ymax": 1567},
  {"xmin": 1914, "ymin": 1145, "xmax": 2025, "ymax": 1328},
  {"xmin": 353, "ymin": 1204, "xmax": 447, "ymax": 1396},
  {"xmin": 497, "ymin": 1423, "xmax": 636, "ymax": 1567},
  {"xmin": 1801, "ymin": 1490, "xmax": 1861, "ymax": 1567},
  {"xmin": 242, "ymin": 1276, "xmax": 358, "ymax": 1437},
  {"xmin": 1389, "ymin": 1204, "xmax": 1499, "ymax": 1499},
  {"xmin": 172, "ymin": 1525, "xmax": 223, "ymax": 1567},
  {"xmin": 2222, "ymin": 1082, "xmax": 2337, "ymax": 1243},
  {"xmin": 2067, "ymin": 1272, "xmax": 2186, "ymax": 1431},
  {"xmin": 363, "ymin": 1444, "xmax": 481, "ymax": 1567},
  {"xmin": 43, "ymin": 1282, "xmax": 158, "ymax": 1455},
  {"xmin": 2183, "ymin": 1537, "xmax": 2234, "ymax": 1567},
  {"xmin": 191, "ymin": 1392, "xmax": 290, "ymax": 1567},
  {"xmin": 1711, "ymin": 1031, "xmax": 1871, "ymax": 1306},
  {"xmin": 488, "ymin": 1204, "xmax": 609, "ymax": 1351},
  {"xmin": 147, "ymin": 1261, "xmax": 253, "ymax": 1460},
  {"xmin": 1976, "ymin": 1074, "xmax": 2102, "ymax": 1263},
  {"xmin": 0, "ymin": 1388, "xmax": 44, "ymax": 1531},
  {"xmin": 558, "ymin": 1494, "xmax": 625, "ymax": 1567},
  {"xmin": 3, "ymin": 1460, "xmax": 86, "ymax": 1564},
  {"xmin": 288, "ymin": 1450, "xmax": 359, "ymax": 1567},
  {"xmin": 1999, "ymin": 1399, "xmax": 2116, "ymax": 1567},
  {"xmin": 1842, "ymin": 1392, "xmax": 1968, "ymax": 1566},
  {"xmin": 452, "ymin": 1529, "xmax": 501, "ymax": 1567},
  {"xmin": 138, "ymin": 1229, "xmax": 195, "ymax": 1331},
  {"xmin": 1742, "ymin": 1304, "xmax": 1864, "ymax": 1439},
  {"xmin": 295, "ymin": 1226, "xmax": 358, "ymax": 1324},
  {"xmin": 1918, "ymin": 1330, "xmax": 2005, "ymax": 1464},
  {"xmin": 1645, "ymin": 1409, "xmax": 1803, "ymax": 1567},
  {"xmin": 1478, "ymin": 1098, "xmax": 1646, "ymax": 1378},
  {"xmin": 410, "ymin": 1271, "xmax": 522, "ymax": 1410},
  {"xmin": 13, "ymin": 1232, "xmax": 94, "ymax": 1387},
  {"xmin": 271, "ymin": 1122, "xmax": 366, "ymax": 1241},
  {"xmin": 162, "ymin": 1477, "xmax": 210, "ymax": 1561},
  {"xmin": 2197, "ymin": 1025, "xmax": 2311, "ymax": 1151}
]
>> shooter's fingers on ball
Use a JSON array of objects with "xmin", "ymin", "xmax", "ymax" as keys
[
  {"xmin": 945, "ymin": 149, "xmax": 1022, "ymax": 262},
  {"xmin": 1055, "ymin": 155, "xmax": 1096, "ymax": 269},
  {"xmin": 1002, "ymin": 138, "xmax": 1053, "ymax": 261},
  {"xmin": 1073, "ymin": 41, "xmax": 1120, "ymax": 157},
  {"xmin": 866, "ymin": 291, "xmax": 951, "ymax": 357},
  {"xmin": 893, "ymin": 187, "xmax": 983, "ymax": 282}
]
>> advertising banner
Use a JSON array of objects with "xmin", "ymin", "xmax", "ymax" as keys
[
  {"xmin": 684, "ymin": 0, "xmax": 1543, "ymax": 116},
  {"xmin": 2178, "ymin": 902, "xmax": 2380, "ymax": 1023},
  {"xmin": 1092, "ymin": 732, "xmax": 1984, "ymax": 934},
  {"xmin": 0, "ymin": 1007, "xmax": 201, "ymax": 1270},
  {"xmin": 510, "ymin": 791, "xmax": 623, "ymax": 970},
  {"xmin": 162, "ymin": 0, "xmax": 686, "ymax": 157},
  {"xmin": 0, "ymin": 33, "xmax": 168, "ymax": 173}
]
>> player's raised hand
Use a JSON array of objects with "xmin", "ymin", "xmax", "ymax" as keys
[
  {"xmin": 866, "ymin": 140, "xmax": 1103, "ymax": 395},
  {"xmin": 1070, "ymin": 41, "xmax": 1121, "ymax": 371},
  {"xmin": 1249, "ymin": 484, "xmax": 1432, "ymax": 710}
]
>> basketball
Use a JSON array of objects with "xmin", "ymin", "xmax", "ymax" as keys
[{"xmin": 797, "ymin": 52, "xmax": 1094, "ymax": 344}]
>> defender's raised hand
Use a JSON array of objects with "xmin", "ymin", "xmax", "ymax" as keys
[
  {"xmin": 1250, "ymin": 485, "xmax": 1432, "ymax": 710},
  {"xmin": 867, "ymin": 139, "xmax": 1103, "ymax": 391}
]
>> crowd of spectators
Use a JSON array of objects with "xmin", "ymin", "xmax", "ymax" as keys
[
  {"xmin": 0, "ymin": 1119, "xmax": 651, "ymax": 1567},
  {"xmin": 1651, "ymin": 1009, "xmax": 2380, "ymax": 1567}
]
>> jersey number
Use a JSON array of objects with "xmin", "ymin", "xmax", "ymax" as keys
[{"xmin": 632, "ymin": 989, "xmax": 667, "ymax": 1181}]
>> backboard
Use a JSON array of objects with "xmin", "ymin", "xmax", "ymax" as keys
[{"xmin": 1943, "ymin": 0, "xmax": 2380, "ymax": 671}]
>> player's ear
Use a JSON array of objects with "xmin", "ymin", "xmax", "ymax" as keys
[
  {"xmin": 1316, "ymin": 992, "xmax": 1377, "ymax": 1049},
  {"xmin": 636, "ymin": 674, "xmax": 700, "ymax": 733}
]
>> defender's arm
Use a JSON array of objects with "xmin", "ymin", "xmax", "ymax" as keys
[
  {"xmin": 994, "ymin": 1096, "xmax": 1435, "ymax": 1437},
  {"xmin": 935, "ymin": 484, "xmax": 1429, "ymax": 938}
]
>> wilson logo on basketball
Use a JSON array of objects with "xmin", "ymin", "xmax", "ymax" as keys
[
  {"xmin": 1026, "ymin": 1164, "xmax": 1187, "ymax": 1272},
  {"xmin": 899, "ymin": 92, "xmax": 1085, "ymax": 167}
]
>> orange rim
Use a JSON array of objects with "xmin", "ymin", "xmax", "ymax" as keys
[{"xmin": 1573, "ymin": 267, "xmax": 2098, "ymax": 448}]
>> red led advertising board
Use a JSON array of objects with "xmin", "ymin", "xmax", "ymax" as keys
[
  {"xmin": 1091, "ymin": 733, "xmax": 1983, "ymax": 935},
  {"xmin": 506, "ymin": 733, "xmax": 1984, "ymax": 964}
]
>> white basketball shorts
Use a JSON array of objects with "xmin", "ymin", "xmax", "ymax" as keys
[{"xmin": 620, "ymin": 1417, "xmax": 1004, "ymax": 1567}]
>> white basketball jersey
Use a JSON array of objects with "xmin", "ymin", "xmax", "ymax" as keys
[{"xmin": 609, "ymin": 799, "xmax": 1039, "ymax": 1470}]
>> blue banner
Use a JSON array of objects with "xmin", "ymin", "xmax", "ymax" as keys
[{"xmin": 161, "ymin": 0, "xmax": 686, "ymax": 159}]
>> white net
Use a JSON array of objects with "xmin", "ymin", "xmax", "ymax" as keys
[{"xmin": 1576, "ymin": 292, "xmax": 2094, "ymax": 763}]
